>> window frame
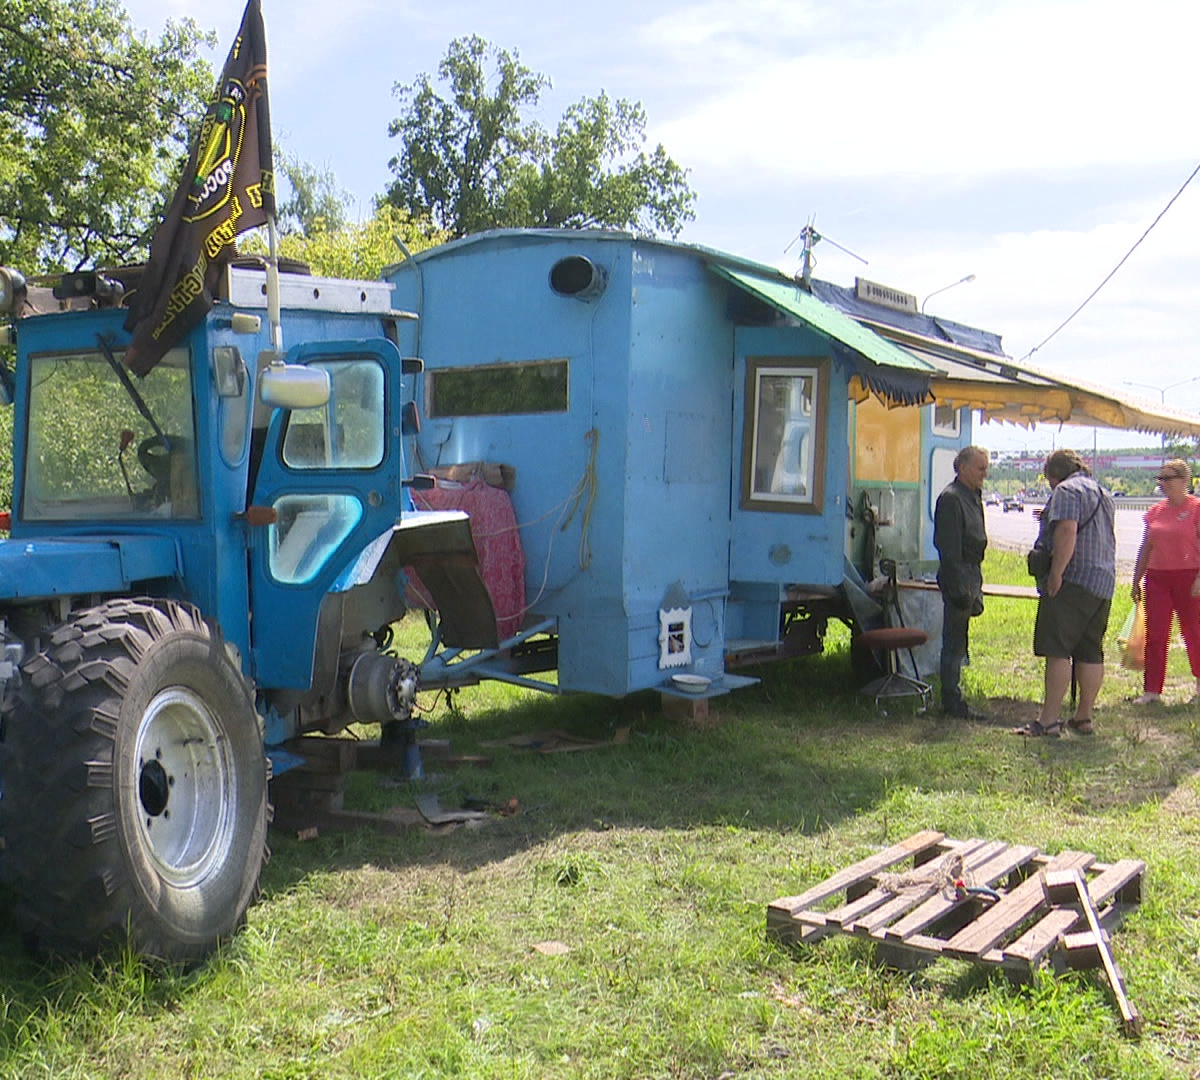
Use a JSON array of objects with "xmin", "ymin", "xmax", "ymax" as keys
[
  {"xmin": 931, "ymin": 400, "xmax": 961, "ymax": 436},
  {"xmin": 740, "ymin": 356, "xmax": 828, "ymax": 514}
]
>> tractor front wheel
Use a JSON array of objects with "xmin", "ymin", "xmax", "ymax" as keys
[{"xmin": 0, "ymin": 598, "xmax": 268, "ymax": 963}]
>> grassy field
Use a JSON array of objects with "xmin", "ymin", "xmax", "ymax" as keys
[{"xmin": 2, "ymin": 549, "xmax": 1200, "ymax": 1078}]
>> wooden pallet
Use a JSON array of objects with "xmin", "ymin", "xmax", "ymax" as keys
[{"xmin": 767, "ymin": 830, "xmax": 1144, "ymax": 981}]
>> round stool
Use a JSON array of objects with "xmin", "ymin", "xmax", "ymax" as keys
[
  {"xmin": 855, "ymin": 625, "xmax": 932, "ymax": 712},
  {"xmin": 856, "ymin": 626, "xmax": 928, "ymax": 653}
]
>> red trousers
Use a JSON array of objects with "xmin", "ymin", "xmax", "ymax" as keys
[{"xmin": 1143, "ymin": 568, "xmax": 1200, "ymax": 694}]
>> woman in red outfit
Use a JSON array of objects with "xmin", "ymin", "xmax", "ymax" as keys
[{"xmin": 1130, "ymin": 459, "xmax": 1200, "ymax": 704}]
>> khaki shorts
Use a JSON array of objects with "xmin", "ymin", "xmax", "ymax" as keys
[{"xmin": 1033, "ymin": 580, "xmax": 1111, "ymax": 664}]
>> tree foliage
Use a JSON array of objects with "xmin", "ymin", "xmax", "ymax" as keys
[
  {"xmin": 385, "ymin": 36, "xmax": 696, "ymax": 239},
  {"xmin": 0, "ymin": 0, "xmax": 214, "ymax": 273},
  {"xmin": 239, "ymin": 204, "xmax": 447, "ymax": 281},
  {"xmin": 275, "ymin": 149, "xmax": 352, "ymax": 237}
]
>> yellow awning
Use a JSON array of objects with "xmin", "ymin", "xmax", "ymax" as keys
[
  {"xmin": 853, "ymin": 325, "xmax": 1200, "ymax": 437},
  {"xmin": 929, "ymin": 375, "xmax": 1200, "ymax": 437}
]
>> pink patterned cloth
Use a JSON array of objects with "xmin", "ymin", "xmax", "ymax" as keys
[{"xmin": 409, "ymin": 478, "xmax": 526, "ymax": 640}]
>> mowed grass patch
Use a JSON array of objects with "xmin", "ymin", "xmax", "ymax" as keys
[{"xmin": 0, "ymin": 548, "xmax": 1198, "ymax": 1077}]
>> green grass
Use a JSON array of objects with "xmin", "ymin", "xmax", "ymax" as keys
[{"xmin": 2, "ymin": 548, "xmax": 1200, "ymax": 1077}]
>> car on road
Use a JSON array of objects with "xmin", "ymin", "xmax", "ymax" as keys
[{"xmin": 1002, "ymin": 496, "xmax": 1024, "ymax": 512}]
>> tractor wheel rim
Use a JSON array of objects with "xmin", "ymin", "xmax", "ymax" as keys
[{"xmin": 133, "ymin": 687, "xmax": 236, "ymax": 887}]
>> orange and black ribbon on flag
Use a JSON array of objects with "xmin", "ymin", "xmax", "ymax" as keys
[{"xmin": 123, "ymin": 0, "xmax": 274, "ymax": 376}]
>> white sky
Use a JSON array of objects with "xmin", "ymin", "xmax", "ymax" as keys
[{"xmin": 122, "ymin": 0, "xmax": 1200, "ymax": 453}]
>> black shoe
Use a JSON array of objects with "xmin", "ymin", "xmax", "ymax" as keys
[{"xmin": 942, "ymin": 705, "xmax": 990, "ymax": 721}]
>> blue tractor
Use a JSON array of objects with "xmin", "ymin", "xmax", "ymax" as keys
[{"xmin": 0, "ymin": 263, "xmax": 495, "ymax": 962}]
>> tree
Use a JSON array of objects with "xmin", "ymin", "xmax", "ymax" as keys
[
  {"xmin": 275, "ymin": 149, "xmax": 352, "ymax": 237},
  {"xmin": 0, "ymin": 1, "xmax": 214, "ymax": 273},
  {"xmin": 385, "ymin": 36, "xmax": 696, "ymax": 239},
  {"xmin": 239, "ymin": 203, "xmax": 446, "ymax": 281},
  {"xmin": 506, "ymin": 93, "xmax": 695, "ymax": 236}
]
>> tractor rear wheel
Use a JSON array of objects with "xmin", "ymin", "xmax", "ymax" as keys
[{"xmin": 0, "ymin": 598, "xmax": 268, "ymax": 963}]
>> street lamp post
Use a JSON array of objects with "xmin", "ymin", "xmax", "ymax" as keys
[
  {"xmin": 920, "ymin": 274, "xmax": 976, "ymax": 313},
  {"xmin": 1122, "ymin": 375, "xmax": 1200, "ymax": 463}
]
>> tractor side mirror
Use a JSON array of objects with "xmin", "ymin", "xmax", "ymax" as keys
[{"xmin": 258, "ymin": 362, "xmax": 331, "ymax": 410}]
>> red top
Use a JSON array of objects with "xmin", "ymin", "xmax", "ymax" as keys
[{"xmin": 1143, "ymin": 495, "xmax": 1200, "ymax": 571}]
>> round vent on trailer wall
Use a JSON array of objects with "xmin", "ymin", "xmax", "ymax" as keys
[{"xmin": 549, "ymin": 255, "xmax": 607, "ymax": 300}]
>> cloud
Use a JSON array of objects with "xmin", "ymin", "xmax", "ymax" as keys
[{"xmin": 650, "ymin": 0, "xmax": 1200, "ymax": 180}]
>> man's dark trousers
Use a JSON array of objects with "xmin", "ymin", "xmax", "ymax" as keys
[{"xmin": 940, "ymin": 600, "xmax": 972, "ymax": 714}]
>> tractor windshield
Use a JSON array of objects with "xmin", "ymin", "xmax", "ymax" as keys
[{"xmin": 23, "ymin": 347, "xmax": 199, "ymax": 520}]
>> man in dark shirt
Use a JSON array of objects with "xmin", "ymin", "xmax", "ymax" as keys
[{"xmin": 934, "ymin": 445, "xmax": 990, "ymax": 718}]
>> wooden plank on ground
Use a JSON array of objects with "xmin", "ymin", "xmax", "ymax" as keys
[
  {"xmin": 766, "ymin": 830, "xmax": 945, "ymax": 940},
  {"xmin": 878, "ymin": 843, "xmax": 1039, "ymax": 943},
  {"xmin": 1042, "ymin": 869, "xmax": 1143, "ymax": 1037},
  {"xmin": 1000, "ymin": 859, "xmax": 1147, "ymax": 970},
  {"xmin": 941, "ymin": 851, "xmax": 1095, "ymax": 961},
  {"xmin": 823, "ymin": 839, "xmax": 989, "ymax": 932}
]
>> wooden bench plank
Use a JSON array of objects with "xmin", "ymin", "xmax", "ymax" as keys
[
  {"xmin": 941, "ymin": 851, "xmax": 1095, "ymax": 960},
  {"xmin": 897, "ymin": 580, "xmax": 1040, "ymax": 600}
]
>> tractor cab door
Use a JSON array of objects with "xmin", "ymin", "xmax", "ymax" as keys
[{"xmin": 248, "ymin": 339, "xmax": 403, "ymax": 690}]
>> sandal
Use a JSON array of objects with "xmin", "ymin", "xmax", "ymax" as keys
[
  {"xmin": 1010, "ymin": 720, "xmax": 1062, "ymax": 738},
  {"xmin": 1067, "ymin": 717, "xmax": 1095, "ymax": 735}
]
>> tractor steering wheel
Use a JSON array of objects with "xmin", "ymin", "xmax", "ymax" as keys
[{"xmin": 137, "ymin": 434, "xmax": 178, "ymax": 492}]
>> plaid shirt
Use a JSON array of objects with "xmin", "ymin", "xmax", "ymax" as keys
[{"xmin": 1039, "ymin": 473, "xmax": 1116, "ymax": 598}]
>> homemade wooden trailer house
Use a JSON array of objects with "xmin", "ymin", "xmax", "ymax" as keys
[{"xmin": 384, "ymin": 229, "xmax": 1200, "ymax": 701}]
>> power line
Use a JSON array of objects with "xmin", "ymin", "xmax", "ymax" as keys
[{"xmin": 1020, "ymin": 159, "xmax": 1200, "ymax": 362}]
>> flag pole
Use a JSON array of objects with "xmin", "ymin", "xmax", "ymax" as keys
[
  {"xmin": 261, "ymin": 2, "xmax": 282, "ymax": 359},
  {"xmin": 266, "ymin": 212, "xmax": 283, "ymax": 356}
]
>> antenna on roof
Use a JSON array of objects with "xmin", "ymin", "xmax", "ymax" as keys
[{"xmin": 785, "ymin": 218, "xmax": 867, "ymax": 289}]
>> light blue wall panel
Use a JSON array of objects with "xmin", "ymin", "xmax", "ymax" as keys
[
  {"xmin": 619, "ymin": 249, "xmax": 735, "ymax": 689},
  {"xmin": 388, "ymin": 235, "xmax": 635, "ymax": 627}
]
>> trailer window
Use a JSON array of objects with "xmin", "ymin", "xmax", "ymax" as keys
[
  {"xmin": 741, "ymin": 357, "xmax": 827, "ymax": 513},
  {"xmin": 23, "ymin": 347, "xmax": 199, "ymax": 520},
  {"xmin": 426, "ymin": 359, "xmax": 568, "ymax": 417}
]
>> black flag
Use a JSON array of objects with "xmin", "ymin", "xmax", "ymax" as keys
[{"xmin": 123, "ymin": 0, "xmax": 274, "ymax": 376}]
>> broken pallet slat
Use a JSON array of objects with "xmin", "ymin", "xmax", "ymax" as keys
[
  {"xmin": 999, "ymin": 858, "xmax": 1148, "ymax": 969},
  {"xmin": 766, "ymin": 830, "xmax": 945, "ymax": 940},
  {"xmin": 1042, "ymin": 869, "xmax": 1143, "ymax": 1037}
]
